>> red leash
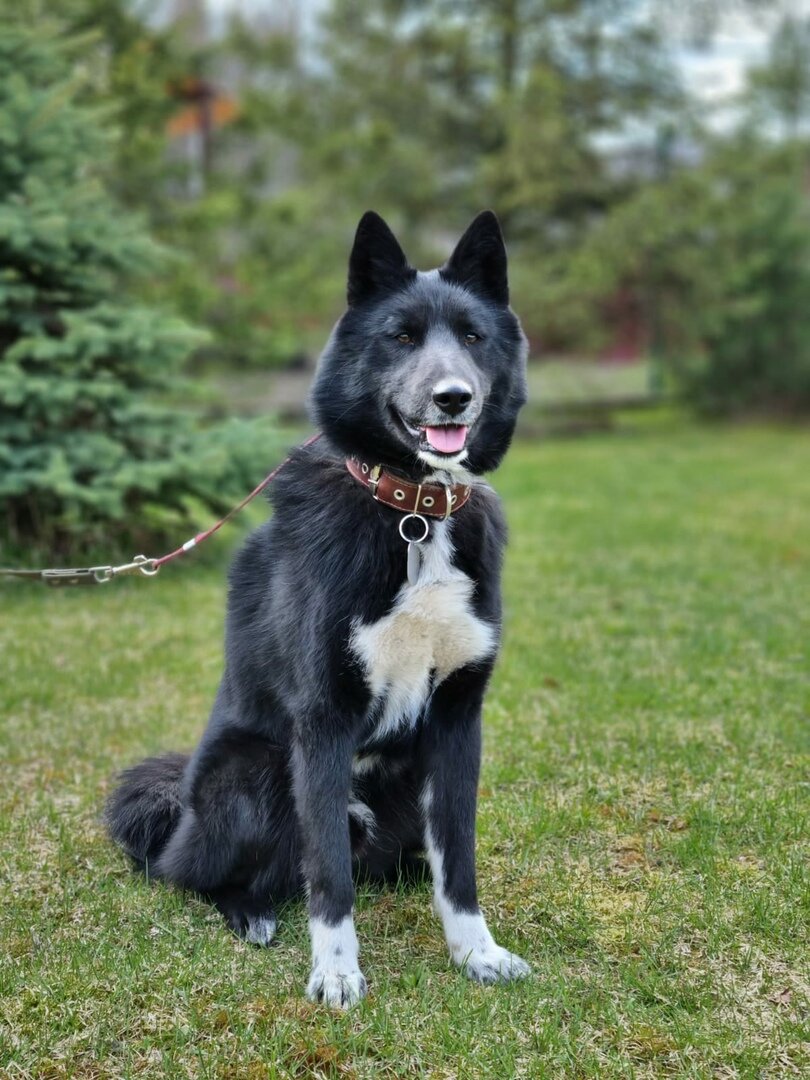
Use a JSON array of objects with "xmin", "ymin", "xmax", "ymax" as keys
[
  {"xmin": 153, "ymin": 432, "xmax": 321, "ymax": 571},
  {"xmin": 0, "ymin": 433, "xmax": 321, "ymax": 587}
]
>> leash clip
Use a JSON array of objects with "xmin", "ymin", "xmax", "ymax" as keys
[
  {"xmin": 109, "ymin": 554, "xmax": 160, "ymax": 579},
  {"xmin": 39, "ymin": 554, "xmax": 158, "ymax": 586}
]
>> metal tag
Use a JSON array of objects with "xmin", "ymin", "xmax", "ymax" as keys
[
  {"xmin": 399, "ymin": 513, "xmax": 430, "ymax": 587},
  {"xmin": 407, "ymin": 541, "xmax": 422, "ymax": 586}
]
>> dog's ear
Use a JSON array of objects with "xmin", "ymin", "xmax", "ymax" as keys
[
  {"xmin": 347, "ymin": 211, "xmax": 411, "ymax": 306},
  {"xmin": 442, "ymin": 210, "xmax": 509, "ymax": 306}
]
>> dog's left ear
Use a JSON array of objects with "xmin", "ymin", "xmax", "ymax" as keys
[
  {"xmin": 348, "ymin": 211, "xmax": 412, "ymax": 307},
  {"xmin": 442, "ymin": 210, "xmax": 509, "ymax": 306}
]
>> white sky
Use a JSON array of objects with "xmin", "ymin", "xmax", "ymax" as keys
[{"xmin": 670, "ymin": 4, "xmax": 809, "ymax": 104}]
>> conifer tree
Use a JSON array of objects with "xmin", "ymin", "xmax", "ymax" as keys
[{"xmin": 0, "ymin": 26, "xmax": 260, "ymax": 553}]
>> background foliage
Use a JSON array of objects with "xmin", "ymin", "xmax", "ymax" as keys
[
  {"xmin": 1, "ymin": 0, "xmax": 809, "ymax": 553},
  {"xmin": 31, "ymin": 0, "xmax": 810, "ymax": 403}
]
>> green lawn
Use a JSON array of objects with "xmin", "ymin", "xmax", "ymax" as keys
[{"xmin": 1, "ymin": 422, "xmax": 808, "ymax": 1079}]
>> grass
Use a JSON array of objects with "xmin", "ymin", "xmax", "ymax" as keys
[{"xmin": 1, "ymin": 420, "xmax": 808, "ymax": 1079}]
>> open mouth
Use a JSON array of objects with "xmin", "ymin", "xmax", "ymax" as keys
[{"xmin": 393, "ymin": 410, "xmax": 469, "ymax": 456}]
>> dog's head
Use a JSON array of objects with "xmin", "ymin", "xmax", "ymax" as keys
[{"xmin": 311, "ymin": 211, "xmax": 528, "ymax": 476}]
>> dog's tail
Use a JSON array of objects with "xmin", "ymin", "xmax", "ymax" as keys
[{"xmin": 105, "ymin": 752, "xmax": 189, "ymax": 869}]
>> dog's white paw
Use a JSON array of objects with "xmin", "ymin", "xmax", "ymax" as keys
[
  {"xmin": 306, "ymin": 965, "xmax": 367, "ymax": 1009},
  {"xmin": 243, "ymin": 914, "xmax": 277, "ymax": 947},
  {"xmin": 457, "ymin": 945, "xmax": 531, "ymax": 985},
  {"xmin": 440, "ymin": 908, "xmax": 531, "ymax": 985},
  {"xmin": 307, "ymin": 915, "xmax": 366, "ymax": 1007}
]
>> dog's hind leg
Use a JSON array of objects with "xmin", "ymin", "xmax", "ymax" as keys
[
  {"xmin": 350, "ymin": 759, "xmax": 427, "ymax": 886},
  {"xmin": 153, "ymin": 731, "xmax": 302, "ymax": 944},
  {"xmin": 209, "ymin": 880, "xmax": 279, "ymax": 947},
  {"xmin": 156, "ymin": 810, "xmax": 280, "ymax": 946}
]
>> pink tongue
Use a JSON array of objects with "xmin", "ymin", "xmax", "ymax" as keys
[{"xmin": 423, "ymin": 425, "xmax": 468, "ymax": 453}]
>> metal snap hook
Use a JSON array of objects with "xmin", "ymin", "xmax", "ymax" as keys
[{"xmin": 132, "ymin": 554, "xmax": 160, "ymax": 576}]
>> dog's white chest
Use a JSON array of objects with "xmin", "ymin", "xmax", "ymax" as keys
[{"xmin": 350, "ymin": 520, "xmax": 496, "ymax": 739}]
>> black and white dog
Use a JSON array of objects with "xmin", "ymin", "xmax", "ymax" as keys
[{"xmin": 107, "ymin": 210, "xmax": 530, "ymax": 1007}]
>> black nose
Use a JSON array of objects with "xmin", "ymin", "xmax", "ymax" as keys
[{"xmin": 432, "ymin": 385, "xmax": 473, "ymax": 417}]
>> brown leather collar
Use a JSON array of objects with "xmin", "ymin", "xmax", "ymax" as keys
[{"xmin": 346, "ymin": 458, "xmax": 472, "ymax": 518}]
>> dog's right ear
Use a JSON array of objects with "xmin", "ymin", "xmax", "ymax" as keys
[
  {"xmin": 347, "ymin": 211, "xmax": 412, "ymax": 306},
  {"xmin": 442, "ymin": 210, "xmax": 509, "ymax": 306}
]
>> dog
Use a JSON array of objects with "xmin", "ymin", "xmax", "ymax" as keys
[{"xmin": 107, "ymin": 210, "xmax": 530, "ymax": 1007}]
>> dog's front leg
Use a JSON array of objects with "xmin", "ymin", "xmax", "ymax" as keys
[
  {"xmin": 292, "ymin": 732, "xmax": 366, "ymax": 1008},
  {"xmin": 421, "ymin": 667, "xmax": 531, "ymax": 984}
]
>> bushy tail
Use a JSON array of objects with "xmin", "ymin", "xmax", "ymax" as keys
[{"xmin": 106, "ymin": 752, "xmax": 189, "ymax": 868}]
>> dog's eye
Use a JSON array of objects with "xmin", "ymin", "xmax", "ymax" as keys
[
  {"xmin": 464, "ymin": 333, "xmax": 480, "ymax": 345},
  {"xmin": 396, "ymin": 333, "xmax": 413, "ymax": 345}
]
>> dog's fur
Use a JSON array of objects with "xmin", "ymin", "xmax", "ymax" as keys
[{"xmin": 107, "ymin": 210, "xmax": 530, "ymax": 1007}]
